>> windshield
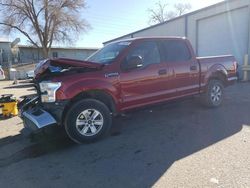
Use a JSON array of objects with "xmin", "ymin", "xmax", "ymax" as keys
[{"xmin": 86, "ymin": 41, "xmax": 131, "ymax": 64}]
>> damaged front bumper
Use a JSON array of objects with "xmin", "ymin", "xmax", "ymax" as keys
[
  {"xmin": 22, "ymin": 108, "xmax": 57, "ymax": 130},
  {"xmin": 20, "ymin": 96, "xmax": 67, "ymax": 131}
]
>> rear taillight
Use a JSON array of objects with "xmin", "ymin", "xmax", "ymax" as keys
[{"xmin": 233, "ymin": 61, "xmax": 237, "ymax": 72}]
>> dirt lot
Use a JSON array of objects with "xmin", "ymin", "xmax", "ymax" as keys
[{"xmin": 0, "ymin": 80, "xmax": 249, "ymax": 188}]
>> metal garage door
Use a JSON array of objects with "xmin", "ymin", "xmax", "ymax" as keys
[{"xmin": 197, "ymin": 7, "xmax": 249, "ymax": 66}]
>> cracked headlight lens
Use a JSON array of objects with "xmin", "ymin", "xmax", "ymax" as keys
[{"xmin": 39, "ymin": 82, "xmax": 61, "ymax": 103}]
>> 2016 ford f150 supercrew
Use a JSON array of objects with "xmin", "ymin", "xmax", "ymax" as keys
[{"xmin": 20, "ymin": 37, "xmax": 238, "ymax": 143}]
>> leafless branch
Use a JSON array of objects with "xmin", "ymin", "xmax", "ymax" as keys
[
  {"xmin": 148, "ymin": 1, "xmax": 192, "ymax": 25},
  {"xmin": 0, "ymin": 0, "xmax": 89, "ymax": 57}
]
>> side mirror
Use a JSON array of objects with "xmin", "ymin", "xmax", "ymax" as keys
[{"xmin": 125, "ymin": 56, "xmax": 143, "ymax": 70}]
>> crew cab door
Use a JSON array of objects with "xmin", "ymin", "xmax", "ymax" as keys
[
  {"xmin": 119, "ymin": 40, "xmax": 167, "ymax": 110},
  {"xmin": 159, "ymin": 39, "xmax": 200, "ymax": 96}
]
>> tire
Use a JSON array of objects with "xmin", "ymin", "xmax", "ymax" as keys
[
  {"xmin": 202, "ymin": 79, "xmax": 224, "ymax": 107},
  {"xmin": 64, "ymin": 99, "xmax": 112, "ymax": 144}
]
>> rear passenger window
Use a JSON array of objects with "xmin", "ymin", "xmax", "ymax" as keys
[{"xmin": 161, "ymin": 40, "xmax": 191, "ymax": 62}]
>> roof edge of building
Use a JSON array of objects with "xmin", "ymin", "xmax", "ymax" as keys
[
  {"xmin": 17, "ymin": 45, "xmax": 99, "ymax": 50},
  {"xmin": 103, "ymin": 0, "xmax": 233, "ymax": 44}
]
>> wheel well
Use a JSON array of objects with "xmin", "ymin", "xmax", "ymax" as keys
[
  {"xmin": 61, "ymin": 90, "xmax": 117, "ymax": 125},
  {"xmin": 208, "ymin": 72, "xmax": 227, "ymax": 86},
  {"xmin": 67, "ymin": 90, "xmax": 116, "ymax": 114}
]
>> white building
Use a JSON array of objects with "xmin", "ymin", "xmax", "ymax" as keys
[
  {"xmin": 0, "ymin": 40, "xmax": 98, "ymax": 79},
  {"xmin": 104, "ymin": 0, "xmax": 250, "ymax": 78},
  {"xmin": 18, "ymin": 45, "xmax": 98, "ymax": 64},
  {"xmin": 0, "ymin": 41, "xmax": 98, "ymax": 68}
]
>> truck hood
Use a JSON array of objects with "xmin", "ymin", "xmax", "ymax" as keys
[{"xmin": 34, "ymin": 58, "xmax": 103, "ymax": 79}]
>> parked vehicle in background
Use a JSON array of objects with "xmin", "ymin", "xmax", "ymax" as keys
[
  {"xmin": 26, "ymin": 70, "xmax": 35, "ymax": 79},
  {"xmin": 20, "ymin": 37, "xmax": 238, "ymax": 144},
  {"xmin": 0, "ymin": 66, "xmax": 5, "ymax": 80}
]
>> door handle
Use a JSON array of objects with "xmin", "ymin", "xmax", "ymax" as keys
[
  {"xmin": 190, "ymin": 65, "xmax": 197, "ymax": 71},
  {"xmin": 158, "ymin": 69, "xmax": 167, "ymax": 75}
]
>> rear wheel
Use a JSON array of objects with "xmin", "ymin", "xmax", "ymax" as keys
[
  {"xmin": 202, "ymin": 79, "xmax": 224, "ymax": 107},
  {"xmin": 65, "ymin": 99, "xmax": 112, "ymax": 144}
]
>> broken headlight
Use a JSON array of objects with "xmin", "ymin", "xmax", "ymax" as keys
[{"xmin": 39, "ymin": 82, "xmax": 61, "ymax": 103}]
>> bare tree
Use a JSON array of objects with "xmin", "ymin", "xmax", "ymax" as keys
[
  {"xmin": 147, "ymin": 1, "xmax": 168, "ymax": 24},
  {"xmin": 0, "ymin": 0, "xmax": 89, "ymax": 58},
  {"xmin": 174, "ymin": 3, "xmax": 192, "ymax": 16},
  {"xmin": 148, "ymin": 1, "xmax": 192, "ymax": 25}
]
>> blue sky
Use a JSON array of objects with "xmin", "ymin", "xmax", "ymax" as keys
[
  {"xmin": 78, "ymin": 0, "xmax": 223, "ymax": 47},
  {"xmin": 3, "ymin": 0, "xmax": 223, "ymax": 48}
]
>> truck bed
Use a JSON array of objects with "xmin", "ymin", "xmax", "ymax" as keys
[{"xmin": 197, "ymin": 55, "xmax": 237, "ymax": 91}]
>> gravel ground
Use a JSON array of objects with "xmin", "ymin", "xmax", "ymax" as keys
[{"xmin": 0, "ymin": 80, "xmax": 249, "ymax": 188}]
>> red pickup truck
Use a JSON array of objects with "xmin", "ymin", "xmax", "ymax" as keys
[{"xmin": 21, "ymin": 37, "xmax": 238, "ymax": 143}]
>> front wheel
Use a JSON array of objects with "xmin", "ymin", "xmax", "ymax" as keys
[
  {"xmin": 64, "ymin": 99, "xmax": 112, "ymax": 144},
  {"xmin": 202, "ymin": 79, "xmax": 224, "ymax": 107}
]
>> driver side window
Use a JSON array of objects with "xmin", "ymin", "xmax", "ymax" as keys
[{"xmin": 123, "ymin": 41, "xmax": 160, "ymax": 68}]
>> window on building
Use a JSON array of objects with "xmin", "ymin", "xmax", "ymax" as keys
[{"xmin": 52, "ymin": 52, "xmax": 58, "ymax": 58}]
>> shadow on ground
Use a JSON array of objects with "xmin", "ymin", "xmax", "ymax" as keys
[
  {"xmin": 0, "ymin": 83, "xmax": 249, "ymax": 187},
  {"xmin": 0, "ymin": 127, "xmax": 75, "ymax": 167},
  {"xmin": 17, "ymin": 80, "xmax": 33, "ymax": 84},
  {"xmin": 3, "ymin": 83, "xmax": 35, "ymax": 89},
  {"xmin": 0, "ymin": 124, "xmax": 123, "ymax": 168}
]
